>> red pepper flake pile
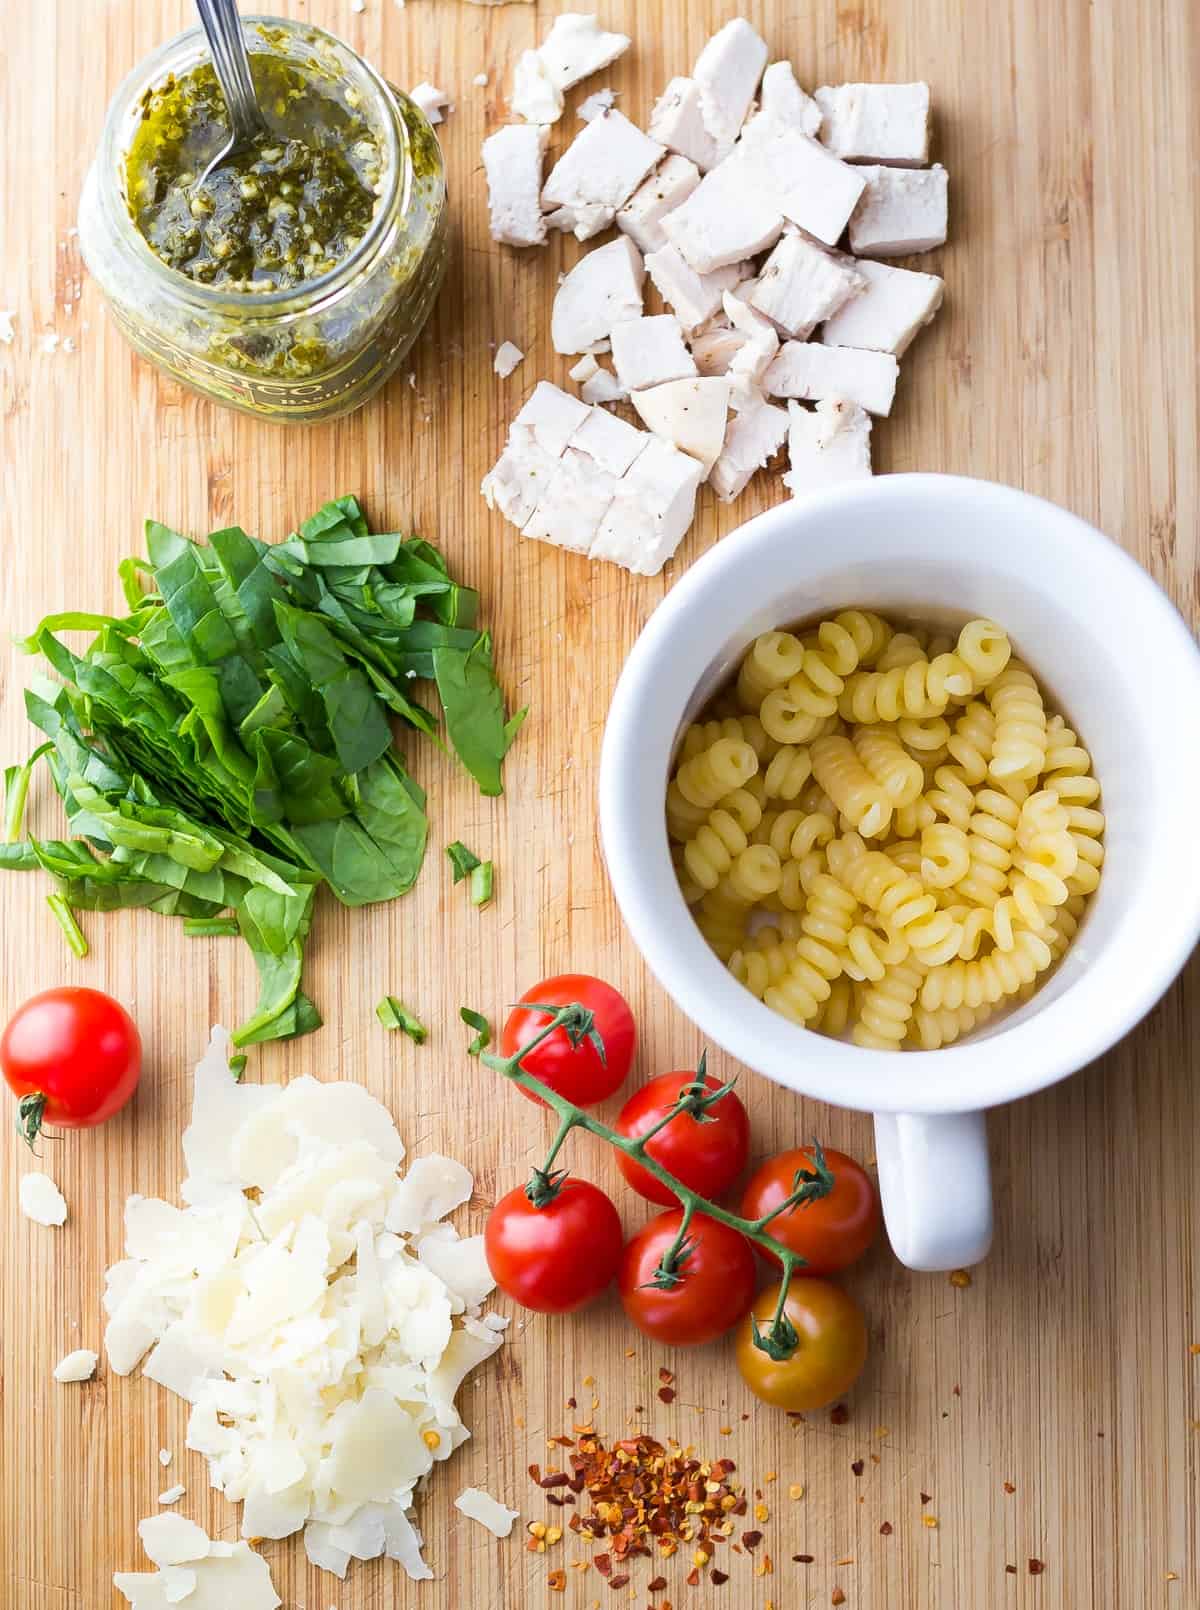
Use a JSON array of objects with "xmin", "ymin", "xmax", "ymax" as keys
[
  {"xmin": 850, "ymin": 1459, "xmax": 864, "ymax": 1477},
  {"xmin": 832, "ymin": 1589, "xmax": 847, "ymax": 1605},
  {"xmin": 1003, "ymin": 1481, "xmax": 1016, "ymax": 1495},
  {"xmin": 879, "ymin": 1522, "xmax": 893, "ymax": 1536},
  {"xmin": 1028, "ymin": 1558, "xmax": 1046, "ymax": 1576}
]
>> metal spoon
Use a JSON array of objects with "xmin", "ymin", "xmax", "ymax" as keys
[{"xmin": 192, "ymin": 0, "xmax": 269, "ymax": 191}]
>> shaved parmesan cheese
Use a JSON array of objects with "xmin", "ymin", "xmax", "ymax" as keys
[
  {"xmin": 157, "ymin": 1486, "xmax": 187, "ymax": 1505},
  {"xmin": 158, "ymin": 1449, "xmax": 173, "ymax": 1467},
  {"xmin": 19, "ymin": 1171, "xmax": 67, "ymax": 1226},
  {"xmin": 53, "ymin": 1348, "xmax": 98, "ymax": 1383},
  {"xmin": 103, "ymin": 1027, "xmax": 506, "ymax": 1584},
  {"xmin": 409, "ymin": 83, "xmax": 452, "ymax": 125},
  {"xmin": 455, "ymin": 1487, "xmax": 520, "ymax": 1536}
]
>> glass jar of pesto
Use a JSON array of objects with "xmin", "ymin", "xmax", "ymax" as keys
[{"xmin": 78, "ymin": 19, "xmax": 447, "ymax": 423}]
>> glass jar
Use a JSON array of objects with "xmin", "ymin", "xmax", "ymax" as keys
[{"xmin": 78, "ymin": 18, "xmax": 447, "ymax": 423}]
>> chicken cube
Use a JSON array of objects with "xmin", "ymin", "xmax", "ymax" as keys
[
  {"xmin": 482, "ymin": 124, "xmax": 549, "ymax": 247},
  {"xmin": 749, "ymin": 232, "xmax": 865, "ymax": 339},
  {"xmin": 847, "ymin": 164, "xmax": 949, "ymax": 256},
  {"xmin": 631, "ymin": 376, "xmax": 731, "ymax": 472},
  {"xmin": 661, "ymin": 148, "xmax": 783, "ymax": 272},
  {"xmin": 610, "ymin": 314, "xmax": 698, "ymax": 391},
  {"xmin": 514, "ymin": 380, "xmax": 592, "ymax": 454},
  {"xmin": 758, "ymin": 62, "xmax": 822, "ymax": 137},
  {"xmin": 689, "ymin": 323, "xmax": 749, "ymax": 376},
  {"xmin": 644, "ymin": 244, "xmax": 750, "ymax": 333},
  {"xmin": 590, "ymin": 438, "xmax": 706, "ymax": 574},
  {"xmin": 571, "ymin": 405, "xmax": 649, "ymax": 475},
  {"xmin": 616, "ymin": 155, "xmax": 701, "ymax": 255},
  {"xmin": 821, "ymin": 258, "xmax": 943, "ymax": 356},
  {"xmin": 764, "ymin": 341, "xmax": 899, "ymax": 416},
  {"xmin": 721, "ymin": 291, "xmax": 779, "ymax": 407},
  {"xmin": 538, "ymin": 14, "xmax": 631, "ymax": 91},
  {"xmin": 551, "ymin": 236, "xmax": 645, "ymax": 354},
  {"xmin": 739, "ymin": 118, "xmax": 866, "ymax": 247},
  {"xmin": 511, "ymin": 51, "xmax": 564, "ymax": 125},
  {"xmin": 814, "ymin": 82, "xmax": 931, "ymax": 166},
  {"xmin": 708, "ymin": 395, "xmax": 789, "ymax": 502},
  {"xmin": 482, "ymin": 425, "xmax": 564, "ymax": 529},
  {"xmin": 648, "ymin": 77, "xmax": 720, "ymax": 172},
  {"xmin": 783, "ymin": 398, "xmax": 873, "ymax": 495},
  {"xmin": 693, "ymin": 18, "xmax": 769, "ymax": 157},
  {"xmin": 523, "ymin": 448, "xmax": 619, "ymax": 553},
  {"xmin": 542, "ymin": 110, "xmax": 665, "ymax": 240}
]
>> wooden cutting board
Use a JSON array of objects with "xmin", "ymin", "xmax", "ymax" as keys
[{"xmin": 1, "ymin": 2, "xmax": 1197, "ymax": 1607}]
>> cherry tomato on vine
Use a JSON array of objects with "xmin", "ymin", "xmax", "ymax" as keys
[
  {"xmin": 2, "ymin": 987, "xmax": 142, "ymax": 1143},
  {"xmin": 735, "ymin": 1278, "xmax": 868, "ymax": 1411},
  {"xmin": 485, "ymin": 1178, "xmax": 623, "ymax": 1313},
  {"xmin": 501, "ymin": 975, "xmax": 635, "ymax": 1107},
  {"xmin": 614, "ymin": 1061, "xmax": 750, "ymax": 1205},
  {"xmin": 618, "ymin": 1208, "xmax": 756, "ymax": 1346},
  {"xmin": 741, "ymin": 1147, "xmax": 880, "ymax": 1276}
]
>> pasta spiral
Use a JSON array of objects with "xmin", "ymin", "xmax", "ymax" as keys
[
  {"xmin": 683, "ymin": 807, "xmax": 753, "ymax": 892},
  {"xmin": 851, "ymin": 958, "xmax": 926, "ymax": 1049},
  {"xmin": 909, "ymin": 1000, "xmax": 993, "ymax": 1050},
  {"xmin": 812, "ymin": 735, "xmax": 894, "ymax": 838},
  {"xmin": 830, "ymin": 835, "xmax": 963, "ymax": 965},
  {"xmin": 763, "ymin": 873, "xmax": 857, "ymax": 1026},
  {"xmin": 681, "ymin": 715, "xmax": 774, "ymax": 764},
  {"xmin": 729, "ymin": 939, "xmax": 795, "ymax": 999},
  {"xmin": 675, "ymin": 737, "xmax": 759, "ymax": 809},
  {"xmin": 762, "ymin": 744, "xmax": 814, "ymax": 801},
  {"xmin": 954, "ymin": 787, "xmax": 1020, "ymax": 907},
  {"xmin": 852, "ymin": 725, "xmax": 924, "ymax": 806},
  {"xmin": 987, "ymin": 661, "xmax": 1047, "ymax": 784},
  {"xmin": 919, "ymin": 926, "xmax": 1054, "ymax": 1012}
]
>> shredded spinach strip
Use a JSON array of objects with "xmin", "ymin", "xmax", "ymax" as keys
[{"xmin": 3, "ymin": 498, "xmax": 521, "ymax": 1044}]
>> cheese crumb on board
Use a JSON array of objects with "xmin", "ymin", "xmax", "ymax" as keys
[
  {"xmin": 610, "ymin": 313, "xmax": 697, "ymax": 391},
  {"xmin": 455, "ymin": 1487, "xmax": 520, "ymax": 1536},
  {"xmin": 482, "ymin": 124, "xmax": 549, "ymax": 247},
  {"xmin": 750, "ymin": 232, "xmax": 865, "ymax": 339},
  {"xmin": 708, "ymin": 394, "xmax": 789, "ymax": 502},
  {"xmin": 551, "ymin": 234, "xmax": 644, "ymax": 353},
  {"xmin": 645, "ymin": 243, "xmax": 749, "ymax": 333},
  {"xmin": 102, "ymin": 1026, "xmax": 506, "ymax": 1582},
  {"xmin": 765, "ymin": 341, "xmax": 899, "ymax": 416},
  {"xmin": 815, "ymin": 81, "xmax": 931, "ymax": 166},
  {"xmin": 472, "ymin": 72, "xmax": 489, "ymax": 88},
  {"xmin": 19, "ymin": 1171, "xmax": 67, "ymax": 1227},
  {"xmin": 616, "ymin": 154, "xmax": 700, "ymax": 254},
  {"xmin": 578, "ymin": 88, "xmax": 616, "ymax": 121},
  {"xmin": 631, "ymin": 376, "xmax": 730, "ymax": 473},
  {"xmin": 115, "ymin": 1521, "xmax": 279, "ymax": 1610},
  {"xmin": 541, "ymin": 109, "xmax": 664, "ymax": 241},
  {"xmin": 821, "ymin": 257, "xmax": 944, "ymax": 356},
  {"xmin": 783, "ymin": 398, "xmax": 873, "ymax": 494},
  {"xmin": 758, "ymin": 61, "xmax": 822, "ymax": 137},
  {"xmin": 848, "ymin": 163, "xmax": 949, "ymax": 255},
  {"xmin": 693, "ymin": 17, "xmax": 769, "ymax": 158},
  {"xmin": 409, "ymin": 83, "xmax": 452, "ymax": 125},
  {"xmin": 159, "ymin": 1449, "xmax": 173, "ymax": 1467},
  {"xmin": 493, "ymin": 341, "xmax": 525, "ymax": 378},
  {"xmin": 53, "ymin": 1348, "xmax": 98, "ymax": 1383},
  {"xmin": 510, "ymin": 13, "xmax": 631, "ymax": 125},
  {"xmin": 157, "ymin": 1486, "xmax": 187, "ymax": 1505}
]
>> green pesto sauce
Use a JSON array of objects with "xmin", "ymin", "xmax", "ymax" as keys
[{"xmin": 126, "ymin": 56, "xmax": 381, "ymax": 291}]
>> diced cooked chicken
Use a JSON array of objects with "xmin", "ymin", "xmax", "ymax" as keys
[
  {"xmin": 814, "ymin": 82, "xmax": 931, "ymax": 166},
  {"xmin": 689, "ymin": 323, "xmax": 749, "ymax": 376},
  {"xmin": 481, "ymin": 425, "xmax": 564, "ymax": 528},
  {"xmin": 542, "ymin": 110, "xmax": 665, "ymax": 240},
  {"xmin": 569, "ymin": 353, "xmax": 601, "ymax": 385},
  {"xmin": 649, "ymin": 77, "xmax": 720, "ymax": 172},
  {"xmin": 708, "ymin": 394, "xmax": 789, "ymax": 501},
  {"xmin": 721, "ymin": 291, "xmax": 779, "ymax": 407},
  {"xmin": 581, "ymin": 365, "xmax": 629, "ymax": 404},
  {"xmin": 493, "ymin": 341, "xmax": 524, "ymax": 378},
  {"xmin": 511, "ymin": 51, "xmax": 564, "ymax": 125},
  {"xmin": 514, "ymin": 380, "xmax": 593, "ymax": 455},
  {"xmin": 590, "ymin": 437, "xmax": 706, "ymax": 574},
  {"xmin": 821, "ymin": 258, "xmax": 943, "ymax": 356},
  {"xmin": 539, "ymin": 14, "xmax": 631, "ymax": 92},
  {"xmin": 644, "ymin": 244, "xmax": 749, "ymax": 333},
  {"xmin": 758, "ymin": 62, "xmax": 822, "ymax": 137},
  {"xmin": 482, "ymin": 124, "xmax": 549, "ymax": 247},
  {"xmin": 631, "ymin": 376, "xmax": 731, "ymax": 472},
  {"xmin": 577, "ymin": 88, "xmax": 616, "ymax": 121},
  {"xmin": 661, "ymin": 148, "xmax": 783, "ymax": 273},
  {"xmin": 610, "ymin": 314, "xmax": 698, "ymax": 391},
  {"xmin": 848, "ymin": 164, "xmax": 949, "ymax": 255},
  {"xmin": 523, "ymin": 447, "xmax": 621, "ymax": 553},
  {"xmin": 693, "ymin": 18, "xmax": 769, "ymax": 157},
  {"xmin": 749, "ymin": 232, "xmax": 865, "ymax": 339},
  {"xmin": 616, "ymin": 155, "xmax": 701, "ymax": 255},
  {"xmin": 571, "ymin": 404, "xmax": 649, "ymax": 473},
  {"xmin": 764, "ymin": 341, "xmax": 899, "ymax": 416},
  {"xmin": 739, "ymin": 118, "xmax": 866, "ymax": 247},
  {"xmin": 783, "ymin": 398, "xmax": 873, "ymax": 494},
  {"xmin": 551, "ymin": 235, "xmax": 645, "ymax": 354}
]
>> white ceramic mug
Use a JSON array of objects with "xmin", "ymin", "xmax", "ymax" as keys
[{"xmin": 599, "ymin": 474, "xmax": 1200, "ymax": 1271}]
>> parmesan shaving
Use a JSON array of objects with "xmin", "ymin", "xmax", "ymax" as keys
[{"xmin": 455, "ymin": 1486, "xmax": 520, "ymax": 1536}]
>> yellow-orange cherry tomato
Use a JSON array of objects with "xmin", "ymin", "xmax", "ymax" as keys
[{"xmin": 735, "ymin": 1278, "xmax": 868, "ymax": 1411}]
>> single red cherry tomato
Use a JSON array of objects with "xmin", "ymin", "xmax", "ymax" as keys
[
  {"xmin": 501, "ymin": 974, "xmax": 635, "ymax": 1107},
  {"xmin": 614, "ymin": 1064, "xmax": 750, "ymax": 1205},
  {"xmin": 740, "ymin": 1146, "xmax": 880, "ymax": 1276},
  {"xmin": 485, "ymin": 1178, "xmax": 623, "ymax": 1314},
  {"xmin": 735, "ymin": 1278, "xmax": 868, "ymax": 1411},
  {"xmin": 618, "ymin": 1208, "xmax": 756, "ymax": 1346},
  {"xmin": 2, "ymin": 987, "xmax": 142, "ymax": 1143}
]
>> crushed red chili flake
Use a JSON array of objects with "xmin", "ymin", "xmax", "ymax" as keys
[
  {"xmin": 793, "ymin": 1554, "xmax": 815, "ymax": 1564},
  {"xmin": 685, "ymin": 1568, "xmax": 700, "ymax": 1587},
  {"xmin": 594, "ymin": 1553, "xmax": 612, "ymax": 1577},
  {"xmin": 952, "ymin": 1384, "xmax": 961, "ymax": 1397},
  {"xmin": 742, "ymin": 1530, "xmax": 763, "ymax": 1550},
  {"xmin": 1006, "ymin": 1565, "xmax": 1017, "ymax": 1575},
  {"xmin": 832, "ymin": 1590, "xmax": 846, "ymax": 1606},
  {"xmin": 546, "ymin": 1493, "xmax": 572, "ymax": 1507},
  {"xmin": 648, "ymin": 1577, "xmax": 667, "ymax": 1593},
  {"xmin": 529, "ymin": 1463, "xmax": 542, "ymax": 1483},
  {"xmin": 1003, "ymin": 1481, "xmax": 1016, "ymax": 1495},
  {"xmin": 567, "ymin": 1397, "xmax": 577, "ymax": 1409},
  {"xmin": 610, "ymin": 1573, "xmax": 631, "ymax": 1589},
  {"xmin": 658, "ymin": 1387, "xmax": 676, "ymax": 1404},
  {"xmin": 879, "ymin": 1522, "xmax": 893, "ymax": 1536},
  {"xmin": 711, "ymin": 1569, "xmax": 729, "ymax": 1585},
  {"xmin": 1028, "ymin": 1559, "xmax": 1045, "ymax": 1576},
  {"xmin": 830, "ymin": 1404, "xmax": 849, "ymax": 1425},
  {"xmin": 920, "ymin": 1492, "xmax": 932, "ymax": 1505},
  {"xmin": 659, "ymin": 1367, "xmax": 675, "ymax": 1385},
  {"xmin": 851, "ymin": 1460, "xmax": 864, "ymax": 1477},
  {"xmin": 542, "ymin": 1473, "xmax": 570, "ymax": 1489}
]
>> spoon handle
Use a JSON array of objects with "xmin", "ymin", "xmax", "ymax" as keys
[{"xmin": 194, "ymin": 0, "xmax": 263, "ymax": 144}]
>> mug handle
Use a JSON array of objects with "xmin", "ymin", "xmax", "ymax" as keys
[{"xmin": 872, "ymin": 1111, "xmax": 993, "ymax": 1271}]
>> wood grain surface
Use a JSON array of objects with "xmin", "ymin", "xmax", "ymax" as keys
[{"xmin": 1, "ymin": 2, "xmax": 1197, "ymax": 1607}]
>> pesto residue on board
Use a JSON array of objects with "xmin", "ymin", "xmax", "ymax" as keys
[{"xmin": 125, "ymin": 55, "xmax": 382, "ymax": 291}]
